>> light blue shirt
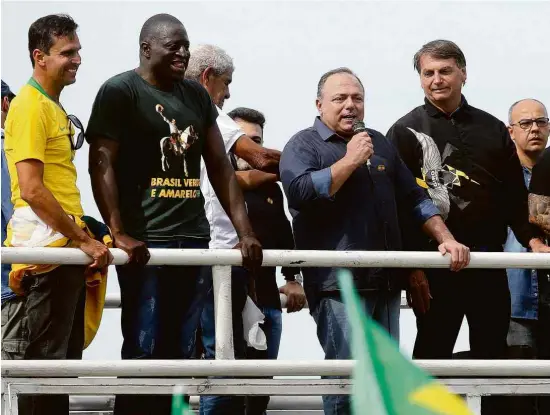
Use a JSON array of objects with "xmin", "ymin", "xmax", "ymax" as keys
[
  {"xmin": 504, "ymin": 166, "xmax": 537, "ymax": 320},
  {"xmin": 1, "ymin": 128, "xmax": 15, "ymax": 303}
]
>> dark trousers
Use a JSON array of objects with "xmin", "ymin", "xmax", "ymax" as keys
[
  {"xmin": 21, "ymin": 265, "xmax": 86, "ymax": 415},
  {"xmin": 413, "ymin": 268, "xmax": 510, "ymax": 415},
  {"xmin": 199, "ymin": 266, "xmax": 249, "ymax": 415},
  {"xmin": 506, "ymin": 270, "xmax": 550, "ymax": 415},
  {"xmin": 413, "ymin": 268, "xmax": 510, "ymax": 359},
  {"xmin": 114, "ymin": 239, "xmax": 210, "ymax": 415},
  {"xmin": 244, "ymin": 307, "xmax": 283, "ymax": 415}
]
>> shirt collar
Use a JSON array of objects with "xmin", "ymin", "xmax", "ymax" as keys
[
  {"xmin": 27, "ymin": 78, "xmax": 67, "ymax": 114},
  {"xmin": 424, "ymin": 95, "xmax": 468, "ymax": 117},
  {"xmin": 314, "ymin": 117, "xmax": 341, "ymax": 141}
]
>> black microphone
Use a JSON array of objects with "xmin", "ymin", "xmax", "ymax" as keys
[{"xmin": 352, "ymin": 120, "xmax": 372, "ymax": 167}]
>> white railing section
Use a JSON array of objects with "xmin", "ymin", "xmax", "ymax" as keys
[
  {"xmin": 1, "ymin": 247, "xmax": 550, "ymax": 415},
  {"xmin": 2, "ymin": 247, "xmax": 549, "ymax": 268}
]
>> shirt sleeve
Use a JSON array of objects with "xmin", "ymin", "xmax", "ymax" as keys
[
  {"xmin": 280, "ymin": 135, "xmax": 333, "ymax": 211},
  {"xmin": 7, "ymin": 99, "xmax": 47, "ymax": 163},
  {"xmin": 500, "ymin": 124, "xmax": 542, "ymax": 246},
  {"xmin": 216, "ymin": 108, "xmax": 245, "ymax": 153},
  {"xmin": 530, "ymin": 147, "xmax": 550, "ymax": 196},
  {"xmin": 86, "ymin": 79, "xmax": 132, "ymax": 143}
]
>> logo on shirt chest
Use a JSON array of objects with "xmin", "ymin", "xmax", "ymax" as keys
[{"xmin": 155, "ymin": 104, "xmax": 200, "ymax": 177}]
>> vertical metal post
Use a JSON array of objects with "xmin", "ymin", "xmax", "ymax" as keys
[
  {"xmin": 8, "ymin": 388, "xmax": 19, "ymax": 415},
  {"xmin": 212, "ymin": 265, "xmax": 234, "ymax": 360},
  {"xmin": 466, "ymin": 394, "xmax": 482, "ymax": 415}
]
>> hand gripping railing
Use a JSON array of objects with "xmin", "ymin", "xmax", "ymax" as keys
[{"xmin": 1, "ymin": 247, "xmax": 550, "ymax": 414}]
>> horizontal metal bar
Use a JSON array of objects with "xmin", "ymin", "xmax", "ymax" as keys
[
  {"xmin": 2, "ymin": 248, "xmax": 549, "ymax": 269},
  {"xmin": 103, "ymin": 293, "xmax": 409, "ymax": 310},
  {"xmin": 4, "ymin": 378, "xmax": 550, "ymax": 397},
  {"xmin": 3, "ymin": 360, "xmax": 550, "ymax": 378},
  {"xmin": 3, "ymin": 378, "xmax": 352, "ymax": 396},
  {"xmin": 68, "ymin": 395, "xmax": 324, "ymax": 411}
]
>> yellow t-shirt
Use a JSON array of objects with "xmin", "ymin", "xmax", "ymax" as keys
[{"xmin": 4, "ymin": 79, "xmax": 83, "ymax": 217}]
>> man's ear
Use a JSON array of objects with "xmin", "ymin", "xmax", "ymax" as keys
[
  {"xmin": 508, "ymin": 125, "xmax": 515, "ymax": 141},
  {"xmin": 140, "ymin": 41, "xmax": 151, "ymax": 59},
  {"xmin": 32, "ymin": 49, "xmax": 47, "ymax": 68},
  {"xmin": 201, "ymin": 67, "xmax": 215, "ymax": 86},
  {"xmin": 316, "ymin": 98, "xmax": 322, "ymax": 116},
  {"xmin": 1, "ymin": 96, "xmax": 9, "ymax": 113}
]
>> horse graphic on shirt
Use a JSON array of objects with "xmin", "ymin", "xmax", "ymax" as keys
[{"xmin": 156, "ymin": 104, "xmax": 199, "ymax": 176}]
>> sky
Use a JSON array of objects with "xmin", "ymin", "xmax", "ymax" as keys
[{"xmin": 2, "ymin": 0, "xmax": 549, "ymax": 362}]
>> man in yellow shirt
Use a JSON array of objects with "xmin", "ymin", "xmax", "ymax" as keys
[{"xmin": 4, "ymin": 14, "xmax": 112, "ymax": 415}]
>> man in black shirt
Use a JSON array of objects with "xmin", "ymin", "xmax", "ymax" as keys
[
  {"xmin": 86, "ymin": 14, "xmax": 262, "ymax": 415},
  {"xmin": 229, "ymin": 107, "xmax": 306, "ymax": 415},
  {"xmin": 386, "ymin": 40, "xmax": 550, "ymax": 362}
]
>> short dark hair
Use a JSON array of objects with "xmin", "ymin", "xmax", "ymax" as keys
[
  {"xmin": 28, "ymin": 14, "xmax": 78, "ymax": 67},
  {"xmin": 139, "ymin": 13, "xmax": 184, "ymax": 43},
  {"xmin": 227, "ymin": 107, "xmax": 266, "ymax": 130},
  {"xmin": 413, "ymin": 40, "xmax": 466, "ymax": 73},
  {"xmin": 317, "ymin": 67, "xmax": 364, "ymax": 99}
]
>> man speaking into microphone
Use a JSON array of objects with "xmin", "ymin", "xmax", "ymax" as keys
[{"xmin": 279, "ymin": 67, "xmax": 470, "ymax": 415}]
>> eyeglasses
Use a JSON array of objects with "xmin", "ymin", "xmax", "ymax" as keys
[
  {"xmin": 67, "ymin": 114, "xmax": 85, "ymax": 150},
  {"xmin": 510, "ymin": 117, "xmax": 549, "ymax": 130}
]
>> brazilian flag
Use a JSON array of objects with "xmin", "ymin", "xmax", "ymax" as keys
[{"xmin": 338, "ymin": 269, "xmax": 473, "ymax": 415}]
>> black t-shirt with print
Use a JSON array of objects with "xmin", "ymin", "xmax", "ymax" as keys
[
  {"xmin": 530, "ymin": 147, "xmax": 550, "ymax": 197},
  {"xmin": 86, "ymin": 70, "xmax": 217, "ymax": 241}
]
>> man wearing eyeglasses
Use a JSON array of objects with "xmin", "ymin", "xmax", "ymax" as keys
[
  {"xmin": 504, "ymin": 98, "xmax": 550, "ymax": 414},
  {"xmin": 386, "ymin": 40, "xmax": 549, "ymax": 370},
  {"xmin": 4, "ymin": 14, "xmax": 113, "ymax": 415}
]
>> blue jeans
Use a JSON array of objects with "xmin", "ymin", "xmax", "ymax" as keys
[
  {"xmin": 257, "ymin": 307, "xmax": 282, "ymax": 360},
  {"xmin": 312, "ymin": 289, "xmax": 401, "ymax": 415},
  {"xmin": 199, "ymin": 266, "xmax": 249, "ymax": 415},
  {"xmin": 114, "ymin": 238, "xmax": 210, "ymax": 415},
  {"xmin": 244, "ymin": 307, "xmax": 283, "ymax": 415}
]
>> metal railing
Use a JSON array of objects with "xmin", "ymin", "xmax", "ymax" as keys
[{"xmin": 1, "ymin": 247, "xmax": 550, "ymax": 415}]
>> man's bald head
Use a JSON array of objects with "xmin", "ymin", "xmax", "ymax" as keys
[
  {"xmin": 139, "ymin": 13, "xmax": 184, "ymax": 43},
  {"xmin": 508, "ymin": 98, "xmax": 548, "ymax": 125},
  {"xmin": 508, "ymin": 98, "xmax": 549, "ymax": 162}
]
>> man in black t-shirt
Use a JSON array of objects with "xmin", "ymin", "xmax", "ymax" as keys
[
  {"xmin": 530, "ymin": 146, "xmax": 550, "ymax": 235},
  {"xmin": 86, "ymin": 14, "xmax": 262, "ymax": 415}
]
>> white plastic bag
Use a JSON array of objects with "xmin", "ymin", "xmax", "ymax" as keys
[{"xmin": 242, "ymin": 296, "xmax": 267, "ymax": 350}]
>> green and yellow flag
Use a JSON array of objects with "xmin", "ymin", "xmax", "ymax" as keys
[{"xmin": 337, "ymin": 269, "xmax": 473, "ymax": 415}]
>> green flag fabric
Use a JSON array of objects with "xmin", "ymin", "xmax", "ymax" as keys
[
  {"xmin": 337, "ymin": 269, "xmax": 473, "ymax": 415},
  {"xmin": 171, "ymin": 386, "xmax": 193, "ymax": 415}
]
